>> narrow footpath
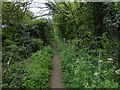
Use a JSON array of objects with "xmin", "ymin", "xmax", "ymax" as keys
[{"xmin": 50, "ymin": 42, "xmax": 64, "ymax": 88}]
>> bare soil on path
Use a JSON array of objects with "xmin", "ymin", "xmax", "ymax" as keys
[{"xmin": 50, "ymin": 42, "xmax": 64, "ymax": 88}]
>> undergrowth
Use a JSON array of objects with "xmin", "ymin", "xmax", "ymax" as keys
[
  {"xmin": 56, "ymin": 37, "xmax": 120, "ymax": 88},
  {"xmin": 2, "ymin": 46, "xmax": 53, "ymax": 88}
]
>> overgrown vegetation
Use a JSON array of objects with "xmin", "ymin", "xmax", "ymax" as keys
[
  {"xmin": 2, "ymin": 1, "xmax": 120, "ymax": 88},
  {"xmin": 2, "ymin": 2, "xmax": 54, "ymax": 64},
  {"xmin": 56, "ymin": 38, "xmax": 119, "ymax": 88},
  {"xmin": 49, "ymin": 2, "xmax": 120, "ymax": 88},
  {"xmin": 2, "ymin": 2, "xmax": 53, "ymax": 88},
  {"xmin": 2, "ymin": 46, "xmax": 53, "ymax": 88}
]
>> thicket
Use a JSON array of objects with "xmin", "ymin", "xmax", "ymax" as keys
[
  {"xmin": 56, "ymin": 38, "xmax": 119, "ymax": 88},
  {"xmin": 2, "ymin": 2, "xmax": 53, "ymax": 66},
  {"xmin": 2, "ymin": 2, "xmax": 53, "ymax": 88},
  {"xmin": 48, "ymin": 2, "xmax": 120, "ymax": 88},
  {"xmin": 2, "ymin": 46, "xmax": 53, "ymax": 88},
  {"xmin": 2, "ymin": 1, "xmax": 120, "ymax": 88}
]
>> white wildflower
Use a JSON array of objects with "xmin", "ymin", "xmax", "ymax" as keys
[
  {"xmin": 98, "ymin": 60, "xmax": 102, "ymax": 64},
  {"xmin": 107, "ymin": 61, "xmax": 110, "ymax": 63},
  {"xmin": 86, "ymin": 83, "xmax": 88, "ymax": 85},
  {"xmin": 83, "ymin": 82, "xmax": 88, "ymax": 86},
  {"xmin": 103, "ymin": 71, "xmax": 107, "ymax": 73},
  {"xmin": 76, "ymin": 59, "xmax": 80, "ymax": 63},
  {"xmin": 115, "ymin": 69, "xmax": 120, "ymax": 74},
  {"xmin": 94, "ymin": 73, "xmax": 99, "ymax": 76},
  {"xmin": 76, "ymin": 60, "xmax": 79, "ymax": 63},
  {"xmin": 108, "ymin": 58, "xmax": 113, "ymax": 61},
  {"xmin": 89, "ymin": 63, "xmax": 92, "ymax": 65}
]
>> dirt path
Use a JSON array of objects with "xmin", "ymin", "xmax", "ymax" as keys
[{"xmin": 50, "ymin": 42, "xmax": 64, "ymax": 88}]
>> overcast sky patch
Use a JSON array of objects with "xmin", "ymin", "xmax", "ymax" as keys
[{"xmin": 29, "ymin": 0, "xmax": 51, "ymax": 19}]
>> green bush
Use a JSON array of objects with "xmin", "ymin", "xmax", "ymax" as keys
[
  {"xmin": 22, "ymin": 46, "xmax": 53, "ymax": 88},
  {"xmin": 2, "ymin": 44, "xmax": 26, "ymax": 64},
  {"xmin": 23, "ymin": 19, "xmax": 54, "ymax": 44},
  {"xmin": 2, "ymin": 38, "xmax": 43, "ymax": 65},
  {"xmin": 56, "ymin": 39, "xmax": 120, "ymax": 88},
  {"xmin": 2, "ymin": 66, "xmax": 27, "ymax": 88},
  {"xmin": 2, "ymin": 46, "xmax": 53, "ymax": 88},
  {"xmin": 19, "ymin": 37, "xmax": 43, "ymax": 53}
]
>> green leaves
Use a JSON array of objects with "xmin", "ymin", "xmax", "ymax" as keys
[
  {"xmin": 22, "ymin": 46, "xmax": 52, "ymax": 88},
  {"xmin": 2, "ymin": 2, "xmax": 27, "ymax": 26},
  {"xmin": 56, "ymin": 39, "xmax": 119, "ymax": 88},
  {"xmin": 2, "ymin": 46, "xmax": 53, "ymax": 88}
]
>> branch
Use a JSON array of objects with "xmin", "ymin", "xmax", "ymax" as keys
[
  {"xmin": 35, "ymin": 9, "xmax": 50, "ymax": 14},
  {"xmin": 50, "ymin": 2, "xmax": 71, "ymax": 19}
]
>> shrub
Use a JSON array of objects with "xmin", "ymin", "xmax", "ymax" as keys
[
  {"xmin": 2, "ymin": 44, "xmax": 26, "ymax": 65},
  {"xmin": 56, "ymin": 39, "xmax": 119, "ymax": 88},
  {"xmin": 19, "ymin": 37, "xmax": 43, "ymax": 53},
  {"xmin": 2, "ymin": 37, "xmax": 43, "ymax": 65},
  {"xmin": 2, "ymin": 46, "xmax": 53, "ymax": 88}
]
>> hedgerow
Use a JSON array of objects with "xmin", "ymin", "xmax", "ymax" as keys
[
  {"xmin": 56, "ymin": 38, "xmax": 120, "ymax": 88},
  {"xmin": 2, "ymin": 46, "xmax": 53, "ymax": 88}
]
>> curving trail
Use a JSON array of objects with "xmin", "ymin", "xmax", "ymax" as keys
[{"xmin": 50, "ymin": 42, "xmax": 64, "ymax": 88}]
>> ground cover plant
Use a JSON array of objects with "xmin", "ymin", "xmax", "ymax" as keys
[
  {"xmin": 2, "ymin": 46, "xmax": 53, "ymax": 88},
  {"xmin": 56, "ymin": 38, "xmax": 120, "ymax": 88}
]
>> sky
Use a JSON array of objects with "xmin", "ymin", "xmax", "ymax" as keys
[{"xmin": 29, "ymin": 0, "xmax": 53, "ymax": 19}]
